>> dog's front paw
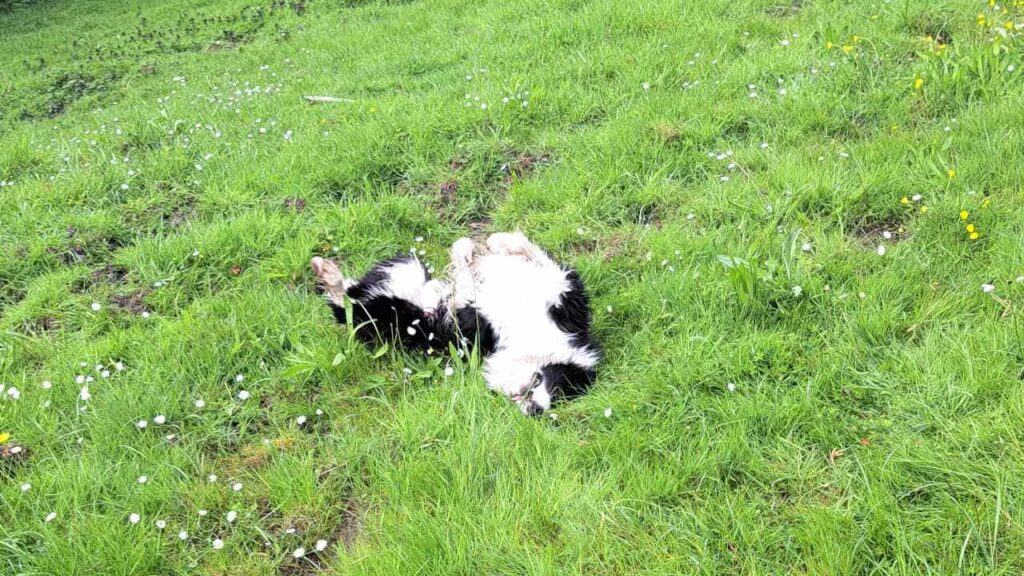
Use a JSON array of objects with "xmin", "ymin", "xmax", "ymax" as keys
[
  {"xmin": 485, "ymin": 232, "xmax": 530, "ymax": 256},
  {"xmin": 451, "ymin": 237, "xmax": 475, "ymax": 268}
]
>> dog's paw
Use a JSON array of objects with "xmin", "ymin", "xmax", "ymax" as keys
[
  {"xmin": 310, "ymin": 257, "xmax": 346, "ymax": 288},
  {"xmin": 451, "ymin": 237, "xmax": 475, "ymax": 268},
  {"xmin": 486, "ymin": 232, "xmax": 530, "ymax": 256}
]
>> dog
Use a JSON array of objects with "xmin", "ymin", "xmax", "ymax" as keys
[{"xmin": 311, "ymin": 232, "xmax": 600, "ymax": 415}]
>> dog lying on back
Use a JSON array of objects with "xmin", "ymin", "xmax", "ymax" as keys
[{"xmin": 311, "ymin": 232, "xmax": 600, "ymax": 415}]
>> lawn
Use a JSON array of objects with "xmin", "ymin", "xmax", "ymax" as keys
[{"xmin": 1, "ymin": 0, "xmax": 1024, "ymax": 573}]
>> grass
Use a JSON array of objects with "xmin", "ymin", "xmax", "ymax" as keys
[{"xmin": 1, "ymin": 0, "xmax": 1024, "ymax": 573}]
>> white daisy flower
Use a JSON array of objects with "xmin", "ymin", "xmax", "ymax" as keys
[
  {"xmin": 237, "ymin": 390, "xmax": 250, "ymax": 401},
  {"xmin": 295, "ymin": 415, "xmax": 307, "ymax": 426},
  {"xmin": 982, "ymin": 283, "xmax": 995, "ymax": 293},
  {"xmin": 20, "ymin": 483, "xmax": 31, "ymax": 492},
  {"xmin": 727, "ymin": 383, "xmax": 737, "ymax": 392},
  {"xmin": 293, "ymin": 547, "xmax": 306, "ymax": 558},
  {"xmin": 79, "ymin": 386, "xmax": 91, "ymax": 401},
  {"xmin": 129, "ymin": 513, "xmax": 140, "ymax": 524},
  {"xmin": 137, "ymin": 475, "xmax": 148, "ymax": 484},
  {"xmin": 136, "ymin": 420, "xmax": 148, "ymax": 429},
  {"xmin": 194, "ymin": 399, "xmax": 206, "ymax": 409},
  {"xmin": 232, "ymin": 482, "xmax": 243, "ymax": 492},
  {"xmin": 235, "ymin": 374, "xmax": 244, "ymax": 383},
  {"xmin": 156, "ymin": 519, "xmax": 166, "ymax": 529},
  {"xmin": 41, "ymin": 380, "xmax": 52, "ymax": 389},
  {"xmin": 6, "ymin": 387, "xmax": 20, "ymax": 400},
  {"xmin": 212, "ymin": 538, "xmax": 224, "ymax": 550},
  {"xmin": 153, "ymin": 415, "xmax": 166, "ymax": 425},
  {"xmin": 91, "ymin": 302, "xmax": 102, "ymax": 312},
  {"xmin": 178, "ymin": 530, "xmax": 189, "ymax": 540},
  {"xmin": 208, "ymin": 474, "xmax": 218, "ymax": 482},
  {"xmin": 877, "ymin": 244, "xmax": 886, "ymax": 256},
  {"xmin": 604, "ymin": 407, "xmax": 612, "ymax": 418},
  {"xmin": 226, "ymin": 510, "xmax": 238, "ymax": 523},
  {"xmin": 792, "ymin": 285, "xmax": 803, "ymax": 297},
  {"xmin": 45, "ymin": 512, "xmax": 57, "ymax": 523}
]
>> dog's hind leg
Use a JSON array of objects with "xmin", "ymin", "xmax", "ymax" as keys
[{"xmin": 311, "ymin": 256, "xmax": 352, "ymax": 306}]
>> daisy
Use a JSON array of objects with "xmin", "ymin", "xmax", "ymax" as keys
[
  {"xmin": 237, "ymin": 390, "xmax": 250, "ymax": 401},
  {"xmin": 604, "ymin": 407, "xmax": 613, "ymax": 418},
  {"xmin": 45, "ymin": 512, "xmax": 57, "ymax": 523},
  {"xmin": 212, "ymin": 538, "xmax": 224, "ymax": 550},
  {"xmin": 293, "ymin": 547, "xmax": 306, "ymax": 558},
  {"xmin": 232, "ymin": 482, "xmax": 243, "ymax": 492},
  {"xmin": 178, "ymin": 530, "xmax": 189, "ymax": 540},
  {"xmin": 91, "ymin": 302, "xmax": 102, "ymax": 312},
  {"xmin": 129, "ymin": 513, "xmax": 141, "ymax": 524}
]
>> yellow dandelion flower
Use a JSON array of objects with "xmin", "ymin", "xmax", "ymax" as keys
[
  {"xmin": 970, "ymin": 232, "xmax": 980, "ymax": 240},
  {"xmin": 826, "ymin": 40, "xmax": 833, "ymax": 49},
  {"xmin": 960, "ymin": 210, "xmax": 969, "ymax": 220},
  {"xmin": 914, "ymin": 77, "xmax": 924, "ymax": 90},
  {"xmin": 0, "ymin": 432, "xmax": 10, "ymax": 444},
  {"xmin": 1006, "ymin": 21, "xmax": 1015, "ymax": 30},
  {"xmin": 853, "ymin": 35, "xmax": 862, "ymax": 44},
  {"xmin": 842, "ymin": 44, "xmax": 854, "ymax": 54},
  {"xmin": 947, "ymin": 168, "xmax": 956, "ymax": 179},
  {"xmin": 966, "ymin": 224, "xmax": 976, "ymax": 233},
  {"xmin": 982, "ymin": 198, "xmax": 991, "ymax": 208},
  {"xmin": 900, "ymin": 196, "xmax": 911, "ymax": 205},
  {"xmin": 920, "ymin": 205, "xmax": 929, "ymax": 213}
]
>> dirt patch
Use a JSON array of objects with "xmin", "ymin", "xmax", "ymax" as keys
[
  {"xmin": 499, "ymin": 151, "xmax": 550, "ymax": 185},
  {"xmin": 110, "ymin": 290, "xmax": 149, "ymax": 315},
  {"xmin": 0, "ymin": 441, "xmax": 31, "ymax": 478},
  {"xmin": 851, "ymin": 216, "xmax": 907, "ymax": 245},
  {"xmin": 165, "ymin": 198, "xmax": 196, "ymax": 228},
  {"xmin": 283, "ymin": 197, "xmax": 306, "ymax": 212},
  {"xmin": 92, "ymin": 264, "xmax": 128, "ymax": 284},
  {"xmin": 764, "ymin": 0, "xmax": 806, "ymax": 18},
  {"xmin": 600, "ymin": 233, "xmax": 631, "ymax": 262},
  {"xmin": 652, "ymin": 122, "xmax": 682, "ymax": 145},
  {"xmin": 448, "ymin": 156, "xmax": 468, "ymax": 172},
  {"xmin": 438, "ymin": 180, "xmax": 459, "ymax": 206}
]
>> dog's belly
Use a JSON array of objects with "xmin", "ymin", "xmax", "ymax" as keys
[{"xmin": 468, "ymin": 254, "xmax": 571, "ymax": 356}]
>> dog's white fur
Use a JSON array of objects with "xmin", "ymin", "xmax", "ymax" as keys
[{"xmin": 449, "ymin": 233, "xmax": 599, "ymax": 412}]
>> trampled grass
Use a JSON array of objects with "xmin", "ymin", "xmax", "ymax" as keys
[{"xmin": 2, "ymin": 0, "xmax": 1024, "ymax": 573}]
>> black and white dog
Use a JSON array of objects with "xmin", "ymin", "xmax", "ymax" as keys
[{"xmin": 311, "ymin": 232, "xmax": 600, "ymax": 415}]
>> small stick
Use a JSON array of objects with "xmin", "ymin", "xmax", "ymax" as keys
[{"xmin": 304, "ymin": 96, "xmax": 355, "ymax": 104}]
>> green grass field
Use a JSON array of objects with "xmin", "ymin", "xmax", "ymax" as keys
[{"xmin": 2, "ymin": 0, "xmax": 1024, "ymax": 573}]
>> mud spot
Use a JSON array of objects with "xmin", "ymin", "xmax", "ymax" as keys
[
  {"xmin": 499, "ymin": 151, "xmax": 550, "ymax": 185},
  {"xmin": 438, "ymin": 180, "xmax": 459, "ymax": 206},
  {"xmin": 93, "ymin": 264, "xmax": 128, "ymax": 284},
  {"xmin": 852, "ymin": 216, "xmax": 907, "ymax": 246},
  {"xmin": 110, "ymin": 290, "xmax": 149, "ymax": 315},
  {"xmin": 283, "ymin": 197, "xmax": 307, "ymax": 212}
]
